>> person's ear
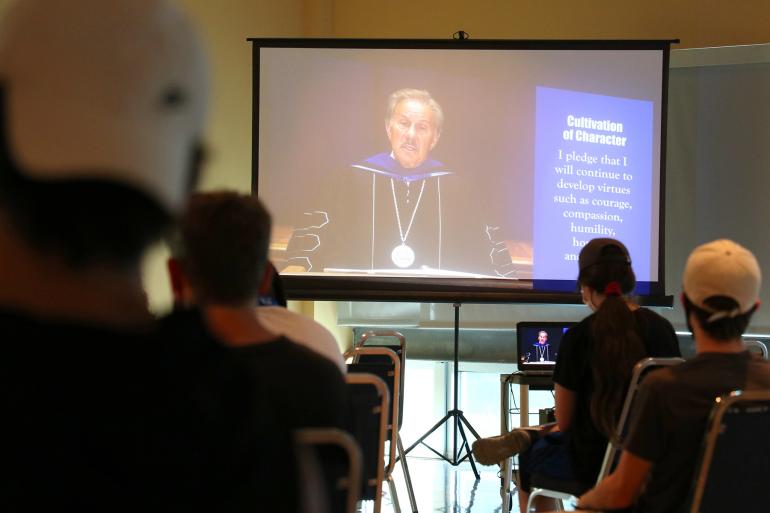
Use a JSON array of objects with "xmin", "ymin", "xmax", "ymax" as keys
[{"xmin": 430, "ymin": 130, "xmax": 441, "ymax": 149}]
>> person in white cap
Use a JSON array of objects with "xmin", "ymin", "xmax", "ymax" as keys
[
  {"xmin": 0, "ymin": 1, "xmax": 294, "ymax": 511},
  {"xmin": 579, "ymin": 239, "xmax": 770, "ymax": 513}
]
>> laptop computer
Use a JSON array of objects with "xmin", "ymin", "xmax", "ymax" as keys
[{"xmin": 516, "ymin": 321, "xmax": 576, "ymax": 375}]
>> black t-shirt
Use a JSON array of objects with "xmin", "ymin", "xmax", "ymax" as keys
[
  {"xmin": 229, "ymin": 338, "xmax": 349, "ymax": 431},
  {"xmin": 626, "ymin": 351, "xmax": 770, "ymax": 513},
  {"xmin": 0, "ymin": 307, "xmax": 294, "ymax": 512},
  {"xmin": 552, "ymin": 307, "xmax": 681, "ymax": 484}
]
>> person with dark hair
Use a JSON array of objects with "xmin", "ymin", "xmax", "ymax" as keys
[
  {"xmin": 472, "ymin": 238, "xmax": 680, "ymax": 511},
  {"xmin": 579, "ymin": 239, "xmax": 770, "ymax": 513},
  {"xmin": 0, "ymin": 1, "xmax": 294, "ymax": 511},
  {"xmin": 165, "ymin": 191, "xmax": 348, "ymax": 428}
]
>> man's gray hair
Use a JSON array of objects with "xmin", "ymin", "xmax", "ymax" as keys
[{"xmin": 385, "ymin": 88, "xmax": 444, "ymax": 135}]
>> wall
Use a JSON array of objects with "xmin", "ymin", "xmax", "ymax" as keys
[{"xmin": 330, "ymin": 0, "xmax": 770, "ymax": 49}]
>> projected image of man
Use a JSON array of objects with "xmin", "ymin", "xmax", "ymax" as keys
[
  {"xmin": 533, "ymin": 330, "xmax": 552, "ymax": 362},
  {"xmin": 349, "ymin": 89, "xmax": 452, "ymax": 270},
  {"xmin": 287, "ymin": 88, "xmax": 496, "ymax": 276}
]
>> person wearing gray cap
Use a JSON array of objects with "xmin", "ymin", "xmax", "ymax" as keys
[
  {"xmin": 473, "ymin": 238, "xmax": 680, "ymax": 512},
  {"xmin": 579, "ymin": 239, "xmax": 770, "ymax": 513},
  {"xmin": 0, "ymin": 1, "xmax": 293, "ymax": 511}
]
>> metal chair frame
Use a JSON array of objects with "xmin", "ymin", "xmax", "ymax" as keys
[
  {"xmin": 294, "ymin": 427, "xmax": 363, "ymax": 513},
  {"xmin": 688, "ymin": 389, "xmax": 770, "ymax": 513},
  {"xmin": 352, "ymin": 330, "xmax": 418, "ymax": 513},
  {"xmin": 345, "ymin": 373, "xmax": 389, "ymax": 513},
  {"xmin": 744, "ymin": 339, "xmax": 769, "ymax": 359}
]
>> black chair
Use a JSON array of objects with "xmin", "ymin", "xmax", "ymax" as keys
[
  {"xmin": 346, "ymin": 346, "xmax": 410, "ymax": 512},
  {"xmin": 688, "ymin": 389, "xmax": 770, "ymax": 513},
  {"xmin": 294, "ymin": 427, "xmax": 362, "ymax": 513},
  {"xmin": 345, "ymin": 373, "xmax": 389, "ymax": 513},
  {"xmin": 526, "ymin": 357, "xmax": 684, "ymax": 512},
  {"xmin": 356, "ymin": 331, "xmax": 407, "ymax": 430},
  {"xmin": 350, "ymin": 331, "xmax": 418, "ymax": 513}
]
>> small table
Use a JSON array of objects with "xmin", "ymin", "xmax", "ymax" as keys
[
  {"xmin": 500, "ymin": 372, "xmax": 554, "ymax": 430},
  {"xmin": 499, "ymin": 372, "xmax": 555, "ymax": 512}
]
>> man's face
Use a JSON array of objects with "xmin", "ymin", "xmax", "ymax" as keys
[
  {"xmin": 386, "ymin": 99, "xmax": 439, "ymax": 169},
  {"xmin": 538, "ymin": 332, "xmax": 548, "ymax": 344}
]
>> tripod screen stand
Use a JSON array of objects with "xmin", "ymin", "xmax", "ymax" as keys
[{"xmin": 403, "ymin": 303, "xmax": 481, "ymax": 479}]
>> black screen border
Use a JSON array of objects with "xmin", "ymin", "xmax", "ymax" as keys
[{"xmin": 249, "ymin": 38, "xmax": 676, "ymax": 306}]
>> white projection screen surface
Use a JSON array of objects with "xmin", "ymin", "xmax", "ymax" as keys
[{"xmin": 251, "ymin": 40, "xmax": 672, "ymax": 303}]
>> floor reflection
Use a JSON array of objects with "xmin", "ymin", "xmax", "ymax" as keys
[{"xmin": 360, "ymin": 455, "xmax": 512, "ymax": 513}]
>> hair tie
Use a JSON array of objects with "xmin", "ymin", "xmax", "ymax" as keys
[{"xmin": 604, "ymin": 281, "xmax": 622, "ymax": 296}]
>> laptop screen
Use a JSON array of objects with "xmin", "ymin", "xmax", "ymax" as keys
[{"xmin": 516, "ymin": 321, "xmax": 576, "ymax": 371}]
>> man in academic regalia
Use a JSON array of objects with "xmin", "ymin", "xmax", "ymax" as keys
[
  {"xmin": 286, "ymin": 88, "xmax": 495, "ymax": 276},
  {"xmin": 348, "ymin": 88, "xmax": 452, "ymax": 271},
  {"xmin": 531, "ymin": 330, "xmax": 552, "ymax": 362}
]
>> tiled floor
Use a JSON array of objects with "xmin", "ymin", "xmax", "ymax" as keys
[
  {"xmin": 356, "ymin": 455, "xmax": 503, "ymax": 513},
  {"xmin": 363, "ymin": 456, "xmax": 508, "ymax": 513},
  {"xmin": 359, "ymin": 454, "xmax": 576, "ymax": 513}
]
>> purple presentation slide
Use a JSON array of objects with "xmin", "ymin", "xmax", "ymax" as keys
[{"xmin": 533, "ymin": 87, "xmax": 653, "ymax": 282}]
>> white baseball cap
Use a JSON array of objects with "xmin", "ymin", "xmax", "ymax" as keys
[
  {"xmin": 683, "ymin": 239, "xmax": 761, "ymax": 320},
  {"xmin": 0, "ymin": 0, "xmax": 209, "ymax": 213}
]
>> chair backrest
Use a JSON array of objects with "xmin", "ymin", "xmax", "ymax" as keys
[
  {"xmin": 345, "ymin": 373, "xmax": 389, "ymax": 504},
  {"xmin": 744, "ymin": 339, "xmax": 769, "ymax": 359},
  {"xmin": 596, "ymin": 357, "xmax": 685, "ymax": 483},
  {"xmin": 355, "ymin": 330, "xmax": 407, "ymax": 428},
  {"xmin": 345, "ymin": 346, "xmax": 400, "ymax": 476},
  {"xmin": 688, "ymin": 389, "xmax": 770, "ymax": 513},
  {"xmin": 294, "ymin": 428, "xmax": 362, "ymax": 513}
]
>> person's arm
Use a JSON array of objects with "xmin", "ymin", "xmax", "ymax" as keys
[
  {"xmin": 554, "ymin": 383, "xmax": 575, "ymax": 432},
  {"xmin": 578, "ymin": 451, "xmax": 652, "ymax": 510}
]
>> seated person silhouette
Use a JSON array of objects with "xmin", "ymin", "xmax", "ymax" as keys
[{"xmin": 165, "ymin": 191, "xmax": 349, "ymax": 432}]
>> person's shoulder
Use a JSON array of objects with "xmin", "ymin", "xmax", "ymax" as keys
[
  {"xmin": 352, "ymin": 152, "xmax": 393, "ymax": 171},
  {"xmin": 634, "ymin": 307, "xmax": 674, "ymax": 327},
  {"xmin": 564, "ymin": 314, "xmax": 594, "ymax": 342},
  {"xmin": 275, "ymin": 336, "xmax": 347, "ymax": 382},
  {"xmin": 157, "ymin": 307, "xmax": 225, "ymax": 356},
  {"xmin": 747, "ymin": 353, "xmax": 770, "ymax": 385},
  {"xmin": 643, "ymin": 353, "xmax": 719, "ymax": 392},
  {"xmin": 257, "ymin": 306, "xmax": 328, "ymax": 334},
  {"xmin": 641, "ymin": 364, "xmax": 679, "ymax": 388},
  {"xmin": 634, "ymin": 307, "xmax": 681, "ymax": 355},
  {"xmin": 257, "ymin": 307, "xmax": 344, "ymax": 366}
]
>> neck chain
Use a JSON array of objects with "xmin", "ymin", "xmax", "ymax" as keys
[
  {"xmin": 391, "ymin": 178, "xmax": 426, "ymax": 245},
  {"xmin": 536, "ymin": 344, "xmax": 549, "ymax": 361}
]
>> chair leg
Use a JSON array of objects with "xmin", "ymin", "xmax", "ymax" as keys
[
  {"xmin": 374, "ymin": 483, "xmax": 383, "ymax": 513},
  {"xmin": 387, "ymin": 475, "xmax": 402, "ymax": 513},
  {"xmin": 397, "ymin": 435, "xmax": 418, "ymax": 512}
]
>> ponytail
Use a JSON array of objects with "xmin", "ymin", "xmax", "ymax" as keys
[
  {"xmin": 588, "ymin": 293, "xmax": 645, "ymax": 440},
  {"xmin": 579, "ymin": 245, "xmax": 644, "ymax": 440}
]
